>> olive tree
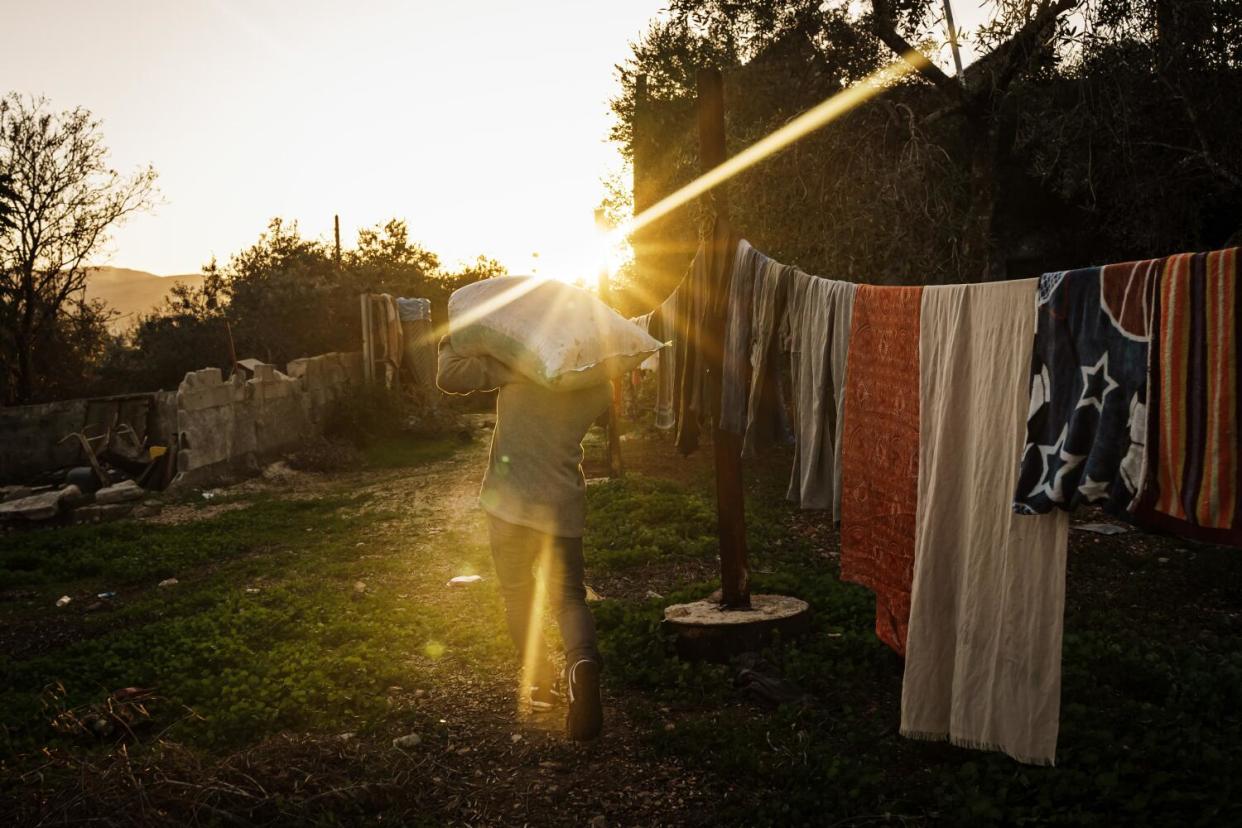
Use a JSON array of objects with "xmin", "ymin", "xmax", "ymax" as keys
[{"xmin": 0, "ymin": 93, "xmax": 158, "ymax": 404}]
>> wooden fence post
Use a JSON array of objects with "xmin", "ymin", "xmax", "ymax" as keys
[{"xmin": 697, "ymin": 67, "xmax": 751, "ymax": 609}]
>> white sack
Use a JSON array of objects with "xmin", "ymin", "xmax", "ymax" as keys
[{"xmin": 448, "ymin": 277, "xmax": 662, "ymax": 390}]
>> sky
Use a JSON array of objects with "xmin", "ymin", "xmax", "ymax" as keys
[{"xmin": 2, "ymin": 0, "xmax": 994, "ymax": 282}]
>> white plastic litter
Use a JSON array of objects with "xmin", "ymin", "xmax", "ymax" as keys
[
  {"xmin": 448, "ymin": 277, "xmax": 661, "ymax": 390},
  {"xmin": 447, "ymin": 575, "xmax": 483, "ymax": 586},
  {"xmin": 392, "ymin": 733, "xmax": 422, "ymax": 749},
  {"xmin": 1073, "ymin": 522, "xmax": 1132, "ymax": 536},
  {"xmin": 56, "ymin": 595, "xmax": 72, "ymax": 607}
]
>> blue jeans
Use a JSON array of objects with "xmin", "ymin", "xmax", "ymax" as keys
[{"xmin": 486, "ymin": 515, "xmax": 600, "ymax": 688}]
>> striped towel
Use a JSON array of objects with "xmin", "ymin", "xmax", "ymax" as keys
[
  {"xmin": 1135, "ymin": 247, "xmax": 1242, "ymax": 546},
  {"xmin": 839, "ymin": 285, "xmax": 923, "ymax": 656}
]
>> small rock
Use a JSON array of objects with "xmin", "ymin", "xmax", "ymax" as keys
[
  {"xmin": 645, "ymin": 590, "xmax": 664, "ymax": 600},
  {"xmin": 261, "ymin": 461, "xmax": 297, "ymax": 482},
  {"xmin": 55, "ymin": 595, "xmax": 72, "ymax": 607},
  {"xmin": 354, "ymin": 580, "xmax": 368, "ymax": 593},
  {"xmin": 95, "ymin": 480, "xmax": 145, "ymax": 505},
  {"xmin": 89, "ymin": 716, "xmax": 114, "ymax": 737},
  {"xmin": 158, "ymin": 578, "xmax": 179, "ymax": 588},
  {"xmin": 131, "ymin": 503, "xmax": 163, "ymax": 519},
  {"xmin": 392, "ymin": 733, "xmax": 422, "ymax": 749},
  {"xmin": 585, "ymin": 585, "xmax": 603, "ymax": 602},
  {"xmin": 510, "ymin": 733, "xmax": 523, "ymax": 743}
]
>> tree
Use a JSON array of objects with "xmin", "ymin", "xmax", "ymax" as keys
[
  {"xmin": 0, "ymin": 93, "xmax": 158, "ymax": 404},
  {"xmin": 0, "ymin": 172, "xmax": 16, "ymax": 231},
  {"xmin": 612, "ymin": 0, "xmax": 1242, "ymax": 297}
]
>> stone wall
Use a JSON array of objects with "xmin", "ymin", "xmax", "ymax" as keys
[
  {"xmin": 0, "ymin": 392, "xmax": 177, "ymax": 485},
  {"xmin": 0, "ymin": 351, "xmax": 364, "ymax": 488},
  {"xmin": 172, "ymin": 352, "xmax": 363, "ymax": 488}
]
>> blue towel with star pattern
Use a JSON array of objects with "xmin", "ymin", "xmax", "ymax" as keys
[{"xmin": 1013, "ymin": 259, "xmax": 1163, "ymax": 515}]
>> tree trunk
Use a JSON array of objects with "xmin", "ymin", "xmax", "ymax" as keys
[
  {"xmin": 14, "ymin": 328, "xmax": 33, "ymax": 405},
  {"xmin": 961, "ymin": 114, "xmax": 1000, "ymax": 281},
  {"xmin": 14, "ymin": 267, "xmax": 37, "ymax": 404}
]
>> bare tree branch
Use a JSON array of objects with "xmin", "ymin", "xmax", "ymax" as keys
[
  {"xmin": 870, "ymin": 0, "xmax": 962, "ymax": 100},
  {"xmin": 0, "ymin": 93, "xmax": 159, "ymax": 403}
]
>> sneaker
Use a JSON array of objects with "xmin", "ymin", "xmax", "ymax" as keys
[
  {"xmin": 529, "ymin": 684, "xmax": 559, "ymax": 712},
  {"xmin": 566, "ymin": 659, "xmax": 602, "ymax": 741}
]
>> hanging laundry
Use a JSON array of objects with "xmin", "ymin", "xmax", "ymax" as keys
[
  {"xmin": 674, "ymin": 248, "xmax": 708, "ymax": 454},
  {"xmin": 674, "ymin": 222, "xmax": 738, "ymax": 454},
  {"xmin": 1013, "ymin": 259, "xmax": 1163, "ymax": 516},
  {"xmin": 902, "ymin": 279, "xmax": 1070, "ymax": 767},
  {"xmin": 1134, "ymin": 247, "xmax": 1242, "ymax": 547},
  {"xmin": 719, "ymin": 240, "xmax": 762, "ymax": 436},
  {"xmin": 743, "ymin": 258, "xmax": 793, "ymax": 457},
  {"xmin": 652, "ymin": 291, "xmax": 678, "ymax": 431},
  {"xmin": 839, "ymin": 285, "xmax": 923, "ymax": 656},
  {"xmin": 785, "ymin": 272, "xmax": 857, "ymax": 516}
]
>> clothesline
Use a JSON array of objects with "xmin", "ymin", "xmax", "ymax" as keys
[{"xmin": 632, "ymin": 235, "xmax": 1241, "ymax": 767}]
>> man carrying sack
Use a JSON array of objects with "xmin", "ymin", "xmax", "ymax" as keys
[{"xmin": 437, "ymin": 277, "xmax": 661, "ymax": 741}]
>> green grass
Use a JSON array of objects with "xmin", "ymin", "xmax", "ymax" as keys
[
  {"xmin": 0, "ymin": 488, "xmax": 513, "ymax": 756},
  {"xmin": 584, "ymin": 474, "xmax": 717, "ymax": 570},
  {"xmin": 588, "ymin": 475, "xmax": 1242, "ymax": 826},
  {"xmin": 0, "ymin": 495, "xmax": 358, "ymax": 588},
  {"xmin": 361, "ymin": 434, "xmax": 463, "ymax": 469},
  {"xmin": 3, "ymin": 441, "xmax": 1241, "ymax": 825}
]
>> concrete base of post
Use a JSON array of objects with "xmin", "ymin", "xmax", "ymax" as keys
[{"xmin": 661, "ymin": 594, "xmax": 811, "ymax": 662}]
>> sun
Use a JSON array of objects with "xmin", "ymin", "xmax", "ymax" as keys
[{"xmin": 529, "ymin": 230, "xmax": 631, "ymax": 289}]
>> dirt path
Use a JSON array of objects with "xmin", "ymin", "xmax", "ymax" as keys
[{"xmin": 258, "ymin": 423, "xmax": 721, "ymax": 826}]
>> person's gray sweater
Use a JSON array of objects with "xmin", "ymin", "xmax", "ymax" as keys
[{"xmin": 436, "ymin": 339, "xmax": 611, "ymax": 538}]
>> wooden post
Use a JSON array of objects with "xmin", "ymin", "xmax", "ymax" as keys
[
  {"xmin": 697, "ymin": 67, "xmax": 751, "ymax": 609},
  {"xmin": 360, "ymin": 293, "xmax": 374, "ymax": 384},
  {"xmin": 334, "ymin": 214, "xmax": 342, "ymax": 268},
  {"xmin": 596, "ymin": 207, "xmax": 624, "ymax": 478}
]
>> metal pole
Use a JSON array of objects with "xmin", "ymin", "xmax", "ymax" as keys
[
  {"xmin": 943, "ymin": 0, "xmax": 965, "ymax": 81},
  {"xmin": 697, "ymin": 67, "xmax": 751, "ymax": 609}
]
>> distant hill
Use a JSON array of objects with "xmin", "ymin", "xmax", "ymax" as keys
[{"xmin": 83, "ymin": 267, "xmax": 205, "ymax": 333}]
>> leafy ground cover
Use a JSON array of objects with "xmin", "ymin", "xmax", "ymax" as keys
[{"xmin": 1, "ymin": 424, "xmax": 1240, "ymax": 825}]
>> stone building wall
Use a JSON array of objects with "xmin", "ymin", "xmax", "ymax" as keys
[{"xmin": 0, "ymin": 351, "xmax": 364, "ymax": 488}]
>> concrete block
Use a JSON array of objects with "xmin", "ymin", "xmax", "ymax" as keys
[
  {"xmin": 0, "ymin": 486, "xmax": 80, "ymax": 521},
  {"xmin": 95, "ymin": 480, "xmax": 145, "ymax": 505}
]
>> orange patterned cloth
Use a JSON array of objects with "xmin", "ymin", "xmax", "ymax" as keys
[
  {"xmin": 839, "ymin": 285, "xmax": 923, "ymax": 655},
  {"xmin": 1136, "ymin": 247, "xmax": 1242, "ymax": 546}
]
